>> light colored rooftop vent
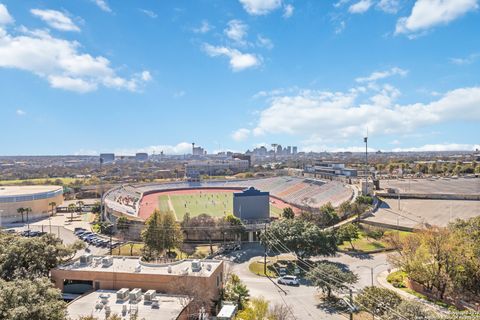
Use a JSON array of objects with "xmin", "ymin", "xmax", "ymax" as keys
[
  {"xmin": 102, "ymin": 256, "xmax": 113, "ymax": 268},
  {"xmin": 134, "ymin": 265, "xmax": 142, "ymax": 273},
  {"xmin": 206, "ymin": 264, "xmax": 212, "ymax": 271},
  {"xmin": 144, "ymin": 290, "xmax": 156, "ymax": 302},
  {"xmin": 167, "ymin": 265, "xmax": 172, "ymax": 273},
  {"xmin": 79, "ymin": 254, "xmax": 93, "ymax": 265},
  {"xmin": 191, "ymin": 260, "xmax": 201, "ymax": 272},
  {"xmin": 129, "ymin": 288, "xmax": 142, "ymax": 302},
  {"xmin": 116, "ymin": 288, "xmax": 130, "ymax": 301}
]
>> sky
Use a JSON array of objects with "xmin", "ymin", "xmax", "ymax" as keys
[{"xmin": 0, "ymin": 0, "xmax": 479, "ymax": 156}]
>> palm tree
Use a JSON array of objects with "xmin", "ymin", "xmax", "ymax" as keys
[
  {"xmin": 76, "ymin": 200, "xmax": 85, "ymax": 215},
  {"xmin": 17, "ymin": 207, "xmax": 25, "ymax": 223},
  {"xmin": 48, "ymin": 201, "xmax": 56, "ymax": 234},
  {"xmin": 24, "ymin": 207, "xmax": 32, "ymax": 231},
  {"xmin": 68, "ymin": 203, "xmax": 76, "ymax": 223},
  {"xmin": 48, "ymin": 201, "xmax": 57, "ymax": 217}
]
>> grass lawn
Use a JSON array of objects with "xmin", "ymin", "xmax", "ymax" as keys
[
  {"xmin": 248, "ymin": 255, "xmax": 301, "ymax": 277},
  {"xmin": 339, "ymin": 229, "xmax": 411, "ymax": 252},
  {"xmin": 158, "ymin": 192, "xmax": 284, "ymax": 221},
  {"xmin": 0, "ymin": 177, "xmax": 78, "ymax": 186}
]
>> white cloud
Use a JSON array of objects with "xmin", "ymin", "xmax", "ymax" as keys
[
  {"xmin": 92, "ymin": 0, "xmax": 112, "ymax": 13},
  {"xmin": 239, "ymin": 0, "xmax": 282, "ymax": 15},
  {"xmin": 395, "ymin": 0, "xmax": 478, "ymax": 36},
  {"xmin": 232, "ymin": 128, "xmax": 250, "ymax": 141},
  {"xmin": 355, "ymin": 67, "xmax": 408, "ymax": 83},
  {"xmin": 0, "ymin": 19, "xmax": 150, "ymax": 93},
  {"xmin": 0, "ymin": 4, "xmax": 14, "ymax": 25},
  {"xmin": 16, "ymin": 109, "xmax": 26, "ymax": 116},
  {"xmin": 376, "ymin": 0, "xmax": 400, "ymax": 14},
  {"xmin": 348, "ymin": 0, "xmax": 373, "ymax": 14},
  {"xmin": 173, "ymin": 90, "xmax": 186, "ymax": 98},
  {"xmin": 193, "ymin": 20, "xmax": 212, "ymax": 34},
  {"xmin": 283, "ymin": 4, "xmax": 294, "ymax": 18},
  {"xmin": 256, "ymin": 34, "xmax": 274, "ymax": 49},
  {"xmin": 335, "ymin": 21, "xmax": 346, "ymax": 34},
  {"xmin": 247, "ymin": 83, "xmax": 480, "ymax": 146},
  {"xmin": 450, "ymin": 53, "xmax": 480, "ymax": 65},
  {"xmin": 31, "ymin": 9, "xmax": 80, "ymax": 32},
  {"xmin": 139, "ymin": 9, "xmax": 157, "ymax": 19},
  {"xmin": 203, "ymin": 44, "xmax": 261, "ymax": 71},
  {"xmin": 224, "ymin": 20, "xmax": 248, "ymax": 45},
  {"xmin": 392, "ymin": 144, "xmax": 480, "ymax": 152},
  {"xmin": 334, "ymin": 0, "xmax": 351, "ymax": 8}
]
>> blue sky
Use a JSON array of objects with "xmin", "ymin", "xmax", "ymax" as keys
[{"xmin": 0, "ymin": 0, "xmax": 479, "ymax": 155}]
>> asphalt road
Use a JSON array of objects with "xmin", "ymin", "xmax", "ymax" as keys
[{"xmin": 223, "ymin": 244, "xmax": 391, "ymax": 319}]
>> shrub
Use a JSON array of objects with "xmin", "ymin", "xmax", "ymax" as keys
[{"xmin": 387, "ymin": 270, "xmax": 406, "ymax": 288}]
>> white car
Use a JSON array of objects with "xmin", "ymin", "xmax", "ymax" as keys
[{"xmin": 277, "ymin": 275, "xmax": 299, "ymax": 286}]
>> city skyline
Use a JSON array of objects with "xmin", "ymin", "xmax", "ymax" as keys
[{"xmin": 1, "ymin": 0, "xmax": 479, "ymax": 155}]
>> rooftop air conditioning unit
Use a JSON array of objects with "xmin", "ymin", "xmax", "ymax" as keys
[
  {"xmin": 134, "ymin": 265, "xmax": 142, "ymax": 273},
  {"xmin": 79, "ymin": 254, "xmax": 93, "ymax": 265},
  {"xmin": 206, "ymin": 264, "xmax": 212, "ymax": 271},
  {"xmin": 129, "ymin": 288, "xmax": 142, "ymax": 302},
  {"xmin": 191, "ymin": 260, "xmax": 201, "ymax": 272},
  {"xmin": 116, "ymin": 288, "xmax": 130, "ymax": 301},
  {"xmin": 144, "ymin": 290, "xmax": 156, "ymax": 302},
  {"xmin": 102, "ymin": 256, "xmax": 113, "ymax": 267},
  {"xmin": 167, "ymin": 265, "xmax": 172, "ymax": 273}
]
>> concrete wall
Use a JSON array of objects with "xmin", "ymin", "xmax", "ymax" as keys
[
  {"xmin": 376, "ymin": 192, "xmax": 480, "ymax": 201},
  {"xmin": 0, "ymin": 193, "xmax": 63, "ymax": 225}
]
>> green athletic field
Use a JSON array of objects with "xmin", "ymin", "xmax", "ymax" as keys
[{"xmin": 158, "ymin": 192, "xmax": 282, "ymax": 221}]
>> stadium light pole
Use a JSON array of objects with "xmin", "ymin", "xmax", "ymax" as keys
[{"xmin": 364, "ymin": 136, "xmax": 368, "ymax": 195}]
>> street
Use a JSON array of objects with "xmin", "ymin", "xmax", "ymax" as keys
[{"xmin": 224, "ymin": 244, "xmax": 392, "ymax": 319}]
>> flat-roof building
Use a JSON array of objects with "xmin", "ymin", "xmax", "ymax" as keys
[
  {"xmin": 67, "ymin": 290, "xmax": 190, "ymax": 320},
  {"xmin": 51, "ymin": 256, "xmax": 224, "ymax": 310}
]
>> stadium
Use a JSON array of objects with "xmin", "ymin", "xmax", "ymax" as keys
[
  {"xmin": 0, "ymin": 185, "xmax": 64, "ymax": 225},
  {"xmin": 103, "ymin": 176, "xmax": 354, "ymax": 223}
]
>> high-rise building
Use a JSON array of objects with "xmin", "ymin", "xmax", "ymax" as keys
[
  {"xmin": 100, "ymin": 153, "xmax": 115, "ymax": 163},
  {"xmin": 292, "ymin": 146, "xmax": 298, "ymax": 155},
  {"xmin": 135, "ymin": 153, "xmax": 148, "ymax": 161}
]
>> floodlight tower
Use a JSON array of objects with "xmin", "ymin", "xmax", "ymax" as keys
[
  {"xmin": 271, "ymin": 143, "xmax": 278, "ymax": 161},
  {"xmin": 364, "ymin": 135, "xmax": 368, "ymax": 195}
]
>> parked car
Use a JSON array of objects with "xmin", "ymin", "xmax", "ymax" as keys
[
  {"xmin": 279, "ymin": 267, "xmax": 287, "ymax": 276},
  {"xmin": 277, "ymin": 275, "xmax": 299, "ymax": 286}
]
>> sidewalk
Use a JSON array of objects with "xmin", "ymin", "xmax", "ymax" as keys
[{"xmin": 376, "ymin": 270, "xmax": 449, "ymax": 315}]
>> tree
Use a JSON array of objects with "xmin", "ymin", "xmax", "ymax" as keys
[
  {"xmin": 221, "ymin": 214, "xmax": 245, "ymax": 241},
  {"xmin": 0, "ymin": 233, "xmax": 85, "ymax": 281},
  {"xmin": 141, "ymin": 209, "xmax": 182, "ymax": 259},
  {"xmin": 67, "ymin": 203, "xmax": 76, "ymax": 222},
  {"xmin": 222, "ymin": 273, "xmax": 250, "ymax": 309},
  {"xmin": 236, "ymin": 297, "xmax": 270, "ymax": 320},
  {"xmin": 337, "ymin": 223, "xmax": 360, "ymax": 250},
  {"xmin": 184, "ymin": 214, "xmax": 217, "ymax": 254},
  {"xmin": 261, "ymin": 219, "xmax": 337, "ymax": 259},
  {"xmin": 337, "ymin": 201, "xmax": 352, "ymax": 218},
  {"xmin": 76, "ymin": 200, "xmax": 85, "ymax": 214},
  {"xmin": 282, "ymin": 207, "xmax": 295, "ymax": 219},
  {"xmin": 17, "ymin": 207, "xmax": 25, "ymax": 223},
  {"xmin": 48, "ymin": 201, "xmax": 57, "ymax": 216},
  {"xmin": 180, "ymin": 212, "xmax": 191, "ymax": 240},
  {"xmin": 386, "ymin": 300, "xmax": 434, "ymax": 320},
  {"xmin": 24, "ymin": 207, "xmax": 32, "ymax": 225},
  {"xmin": 116, "ymin": 216, "xmax": 130, "ymax": 240},
  {"xmin": 0, "ymin": 277, "xmax": 67, "ymax": 320},
  {"xmin": 306, "ymin": 261, "xmax": 358, "ymax": 299},
  {"xmin": 355, "ymin": 286, "xmax": 402, "ymax": 317},
  {"xmin": 141, "ymin": 209, "xmax": 164, "ymax": 260}
]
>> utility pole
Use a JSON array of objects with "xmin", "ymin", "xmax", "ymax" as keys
[
  {"xmin": 349, "ymin": 288, "xmax": 354, "ymax": 320},
  {"xmin": 264, "ymin": 224, "xmax": 267, "ymax": 276}
]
